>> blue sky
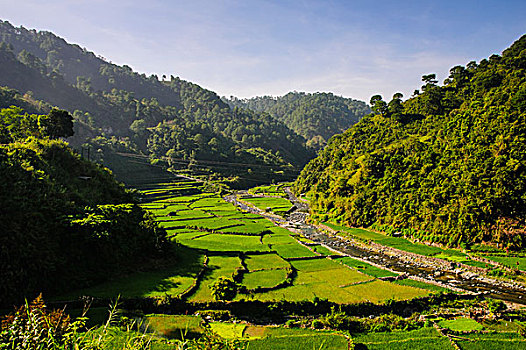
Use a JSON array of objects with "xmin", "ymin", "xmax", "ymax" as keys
[{"xmin": 0, "ymin": 0, "xmax": 524, "ymax": 102}]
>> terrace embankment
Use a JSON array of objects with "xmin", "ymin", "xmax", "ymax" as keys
[{"xmin": 226, "ymin": 186, "xmax": 526, "ymax": 305}]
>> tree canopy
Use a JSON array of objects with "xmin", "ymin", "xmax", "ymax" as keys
[
  {"xmin": 294, "ymin": 34, "xmax": 526, "ymax": 250},
  {"xmin": 0, "ymin": 106, "xmax": 167, "ymax": 307},
  {"xmin": 224, "ymin": 92, "xmax": 370, "ymax": 150},
  {"xmin": 0, "ymin": 20, "xmax": 314, "ymax": 186}
]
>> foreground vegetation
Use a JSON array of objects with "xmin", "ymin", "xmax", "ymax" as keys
[
  {"xmin": 2, "ymin": 294, "xmax": 525, "ymax": 349},
  {"xmin": 0, "ymin": 106, "xmax": 167, "ymax": 307}
]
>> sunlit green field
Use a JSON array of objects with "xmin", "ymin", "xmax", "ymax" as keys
[
  {"xmin": 57, "ymin": 179, "xmax": 432, "ymax": 304},
  {"xmin": 481, "ymin": 255, "xmax": 526, "ymax": 271},
  {"xmin": 353, "ymin": 327, "xmax": 454, "ymax": 349},
  {"xmin": 324, "ymin": 222, "xmax": 485, "ymax": 268},
  {"xmin": 242, "ymin": 195, "xmax": 294, "ymax": 216}
]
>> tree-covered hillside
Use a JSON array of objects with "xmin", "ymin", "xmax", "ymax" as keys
[
  {"xmin": 0, "ymin": 20, "xmax": 313, "ymax": 186},
  {"xmin": 0, "ymin": 106, "xmax": 167, "ymax": 307},
  {"xmin": 225, "ymin": 92, "xmax": 370, "ymax": 149},
  {"xmin": 294, "ymin": 35, "xmax": 526, "ymax": 249}
]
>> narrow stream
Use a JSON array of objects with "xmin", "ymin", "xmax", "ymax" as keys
[{"xmin": 226, "ymin": 190, "xmax": 526, "ymax": 305}]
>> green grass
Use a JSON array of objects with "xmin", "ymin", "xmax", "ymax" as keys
[
  {"xmin": 325, "ymin": 222, "xmax": 461, "ymax": 257},
  {"xmin": 311, "ymin": 244, "xmax": 340, "ymax": 256},
  {"xmin": 182, "ymin": 233, "xmax": 270, "ymax": 252},
  {"xmin": 165, "ymin": 227, "xmax": 199, "ymax": 236},
  {"xmin": 188, "ymin": 256, "xmax": 243, "ymax": 302},
  {"xmin": 145, "ymin": 204, "xmax": 190, "ymax": 215},
  {"xmin": 243, "ymin": 258, "xmax": 427, "ymax": 303},
  {"xmin": 242, "ymin": 269, "xmax": 289, "ymax": 289},
  {"xmin": 301, "ymin": 266, "xmax": 372, "ymax": 286},
  {"xmin": 243, "ymin": 196, "xmax": 293, "ymax": 215},
  {"xmin": 455, "ymin": 332, "xmax": 526, "ymax": 350},
  {"xmin": 244, "ymin": 254, "xmax": 290, "ymax": 271},
  {"xmin": 270, "ymin": 226, "xmax": 296, "ymax": 235},
  {"xmin": 190, "ymin": 197, "xmax": 236, "ymax": 208},
  {"xmin": 343, "ymin": 280, "xmax": 429, "ymax": 303},
  {"xmin": 335, "ymin": 257, "xmax": 398, "ymax": 278},
  {"xmin": 291, "ymin": 258, "xmax": 344, "ymax": 272},
  {"xmin": 273, "ymin": 243, "xmax": 317, "ymax": 258},
  {"xmin": 353, "ymin": 327, "xmax": 454, "ymax": 350},
  {"xmin": 394, "ymin": 279, "xmax": 451, "ymax": 293},
  {"xmin": 481, "ymin": 255, "xmax": 526, "ymax": 271},
  {"xmin": 248, "ymin": 183, "xmax": 291, "ymax": 197},
  {"xmin": 209, "ymin": 322, "xmax": 246, "ymax": 339},
  {"xmin": 54, "ymin": 247, "xmax": 204, "ymax": 299},
  {"xmin": 219, "ymin": 221, "xmax": 271, "ymax": 235},
  {"xmin": 172, "ymin": 231, "xmax": 208, "ymax": 244},
  {"xmin": 263, "ymin": 233, "xmax": 298, "ymax": 245},
  {"xmin": 462, "ymin": 260, "xmax": 490, "ymax": 268},
  {"xmin": 438, "ymin": 317, "xmax": 484, "ymax": 332},
  {"xmin": 481, "ymin": 320, "xmax": 524, "ymax": 332},
  {"xmin": 171, "ymin": 217, "xmax": 239, "ymax": 230},
  {"xmin": 145, "ymin": 314, "xmax": 204, "ymax": 339},
  {"xmin": 136, "ymin": 184, "xmax": 440, "ymax": 305},
  {"xmin": 166, "ymin": 209, "xmax": 213, "ymax": 219},
  {"xmin": 246, "ymin": 327, "xmax": 348, "ymax": 350}
]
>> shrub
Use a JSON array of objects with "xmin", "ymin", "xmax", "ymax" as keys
[
  {"xmin": 311, "ymin": 319, "xmax": 323, "ymax": 329},
  {"xmin": 210, "ymin": 277, "xmax": 238, "ymax": 301}
]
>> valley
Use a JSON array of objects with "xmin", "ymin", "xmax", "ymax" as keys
[
  {"xmin": 0, "ymin": 12, "xmax": 525, "ymax": 350},
  {"xmin": 40, "ymin": 176, "xmax": 526, "ymax": 349}
]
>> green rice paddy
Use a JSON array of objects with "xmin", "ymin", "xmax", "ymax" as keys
[
  {"xmin": 57, "ymin": 179, "xmax": 435, "ymax": 304},
  {"xmin": 353, "ymin": 327, "xmax": 454, "ymax": 349},
  {"xmin": 242, "ymin": 196, "xmax": 294, "ymax": 216},
  {"xmin": 481, "ymin": 255, "xmax": 526, "ymax": 271},
  {"xmin": 244, "ymin": 254, "xmax": 290, "ymax": 271},
  {"xmin": 438, "ymin": 317, "xmax": 484, "ymax": 332},
  {"xmin": 242, "ymin": 269, "xmax": 289, "ymax": 289},
  {"xmin": 335, "ymin": 256, "xmax": 398, "ymax": 278}
]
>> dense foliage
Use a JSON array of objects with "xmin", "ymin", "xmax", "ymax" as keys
[
  {"xmin": 225, "ymin": 92, "xmax": 370, "ymax": 149},
  {"xmin": 295, "ymin": 35, "xmax": 526, "ymax": 249},
  {"xmin": 0, "ymin": 107, "xmax": 167, "ymax": 306},
  {"xmin": 0, "ymin": 20, "xmax": 313, "ymax": 185}
]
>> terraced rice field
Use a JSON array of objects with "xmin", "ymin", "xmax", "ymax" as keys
[
  {"xmin": 247, "ymin": 183, "xmax": 292, "ymax": 197},
  {"xmin": 57, "ymin": 179, "xmax": 435, "ymax": 304},
  {"xmin": 242, "ymin": 269, "xmax": 289, "ymax": 289},
  {"xmin": 145, "ymin": 314, "xmax": 525, "ymax": 350},
  {"xmin": 242, "ymin": 196, "xmax": 294, "ymax": 216},
  {"xmin": 211, "ymin": 323, "xmax": 349, "ymax": 350},
  {"xmin": 188, "ymin": 255, "xmax": 243, "ymax": 302},
  {"xmin": 353, "ymin": 327, "xmax": 454, "ymax": 349},
  {"xmin": 244, "ymin": 253, "xmax": 290, "ymax": 271}
]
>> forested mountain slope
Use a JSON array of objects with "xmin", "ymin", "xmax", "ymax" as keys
[
  {"xmin": 0, "ymin": 20, "xmax": 313, "ymax": 185},
  {"xmin": 294, "ymin": 35, "xmax": 526, "ymax": 249},
  {"xmin": 225, "ymin": 92, "xmax": 370, "ymax": 149},
  {"xmin": 0, "ymin": 106, "xmax": 167, "ymax": 307}
]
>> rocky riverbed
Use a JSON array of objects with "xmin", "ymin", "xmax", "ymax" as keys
[{"xmin": 225, "ymin": 188, "xmax": 526, "ymax": 305}]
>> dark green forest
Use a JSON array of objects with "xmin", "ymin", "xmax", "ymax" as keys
[
  {"xmin": 294, "ymin": 35, "xmax": 526, "ymax": 250},
  {"xmin": 0, "ymin": 106, "xmax": 167, "ymax": 307},
  {"xmin": 0, "ymin": 20, "xmax": 317, "ymax": 186},
  {"xmin": 224, "ymin": 92, "xmax": 370, "ymax": 149}
]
